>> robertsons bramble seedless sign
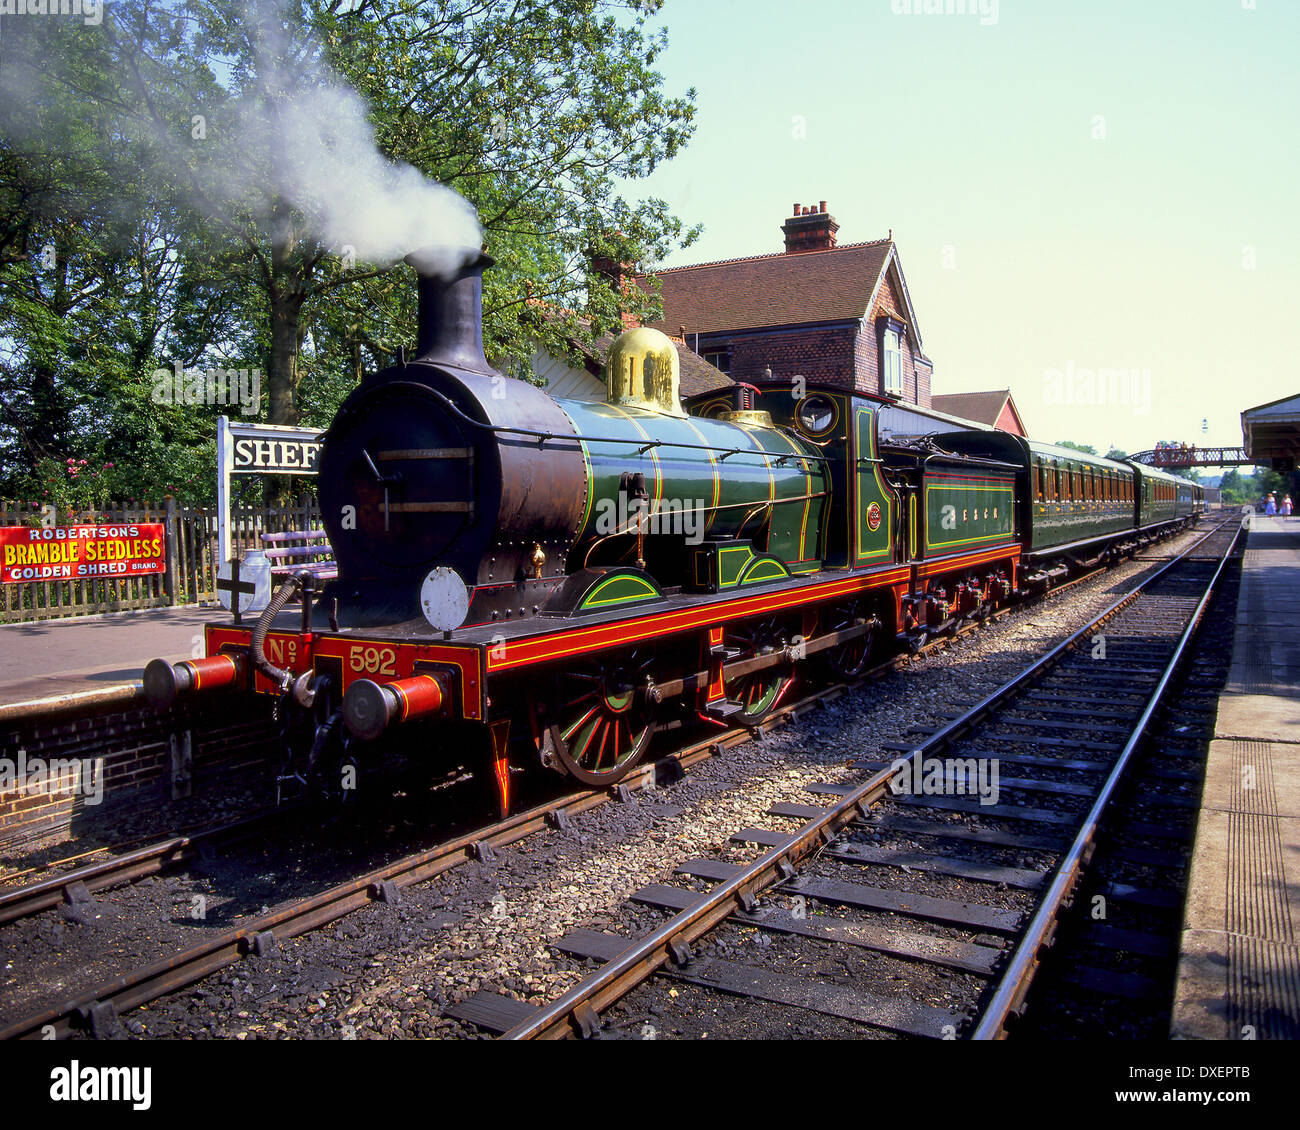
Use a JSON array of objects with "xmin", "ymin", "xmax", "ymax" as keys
[{"xmin": 0, "ymin": 524, "xmax": 166, "ymax": 583}]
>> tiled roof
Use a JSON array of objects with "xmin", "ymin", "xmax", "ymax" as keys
[
  {"xmin": 532, "ymin": 306, "xmax": 733, "ymax": 397},
  {"xmin": 930, "ymin": 391, "xmax": 1015, "ymax": 428},
  {"xmin": 637, "ymin": 240, "xmax": 894, "ymax": 335}
]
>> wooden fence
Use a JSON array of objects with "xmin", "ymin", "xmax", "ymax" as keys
[{"xmin": 0, "ymin": 497, "xmax": 327, "ymax": 623}]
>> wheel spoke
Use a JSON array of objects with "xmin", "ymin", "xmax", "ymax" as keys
[
  {"xmin": 549, "ymin": 652, "xmax": 657, "ymax": 785},
  {"xmin": 561, "ymin": 703, "xmax": 601, "ymax": 742}
]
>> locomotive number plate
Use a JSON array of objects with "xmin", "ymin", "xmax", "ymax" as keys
[{"xmin": 349, "ymin": 645, "xmax": 398, "ymax": 676}]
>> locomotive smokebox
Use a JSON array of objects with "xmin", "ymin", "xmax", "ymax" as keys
[
  {"xmin": 316, "ymin": 245, "xmax": 588, "ymax": 626},
  {"xmin": 405, "ymin": 250, "xmax": 496, "ymax": 375}
]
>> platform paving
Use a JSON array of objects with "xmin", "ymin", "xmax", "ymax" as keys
[
  {"xmin": 0, "ymin": 604, "xmax": 222, "ymax": 704},
  {"xmin": 1171, "ymin": 516, "xmax": 1300, "ymax": 1039}
]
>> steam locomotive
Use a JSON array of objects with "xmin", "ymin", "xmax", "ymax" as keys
[{"xmin": 144, "ymin": 255, "xmax": 1203, "ymax": 809}]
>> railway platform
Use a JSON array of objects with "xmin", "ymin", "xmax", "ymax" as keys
[
  {"xmin": 0, "ymin": 604, "xmax": 219, "ymax": 707},
  {"xmin": 1171, "ymin": 514, "xmax": 1300, "ymax": 1039}
]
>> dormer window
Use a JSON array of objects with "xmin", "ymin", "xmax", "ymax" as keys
[
  {"xmin": 702, "ymin": 350, "xmax": 731, "ymax": 376},
  {"xmin": 882, "ymin": 322, "xmax": 904, "ymax": 396}
]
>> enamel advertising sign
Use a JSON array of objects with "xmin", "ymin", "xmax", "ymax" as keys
[{"xmin": 0, "ymin": 523, "xmax": 166, "ymax": 583}]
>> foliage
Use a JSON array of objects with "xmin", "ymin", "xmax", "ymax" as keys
[
  {"xmin": 0, "ymin": 0, "xmax": 699, "ymax": 504},
  {"xmin": 1220, "ymin": 466, "xmax": 1292, "ymax": 505}
]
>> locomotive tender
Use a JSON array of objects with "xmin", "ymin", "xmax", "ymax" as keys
[{"xmin": 145, "ymin": 255, "xmax": 1203, "ymax": 807}]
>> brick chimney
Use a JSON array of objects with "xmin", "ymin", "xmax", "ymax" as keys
[
  {"xmin": 782, "ymin": 201, "xmax": 839, "ymax": 253},
  {"xmin": 591, "ymin": 251, "xmax": 633, "ymax": 290},
  {"xmin": 589, "ymin": 230, "xmax": 638, "ymax": 291}
]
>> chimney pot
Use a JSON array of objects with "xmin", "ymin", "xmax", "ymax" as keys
[
  {"xmin": 780, "ymin": 201, "xmax": 840, "ymax": 254},
  {"xmin": 792, "ymin": 203, "xmax": 800, "ymax": 215}
]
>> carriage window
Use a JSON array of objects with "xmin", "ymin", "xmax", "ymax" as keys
[{"xmin": 1035, "ymin": 463, "xmax": 1044, "ymax": 501}]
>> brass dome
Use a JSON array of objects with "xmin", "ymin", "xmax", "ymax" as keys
[{"xmin": 605, "ymin": 327, "xmax": 684, "ymax": 417}]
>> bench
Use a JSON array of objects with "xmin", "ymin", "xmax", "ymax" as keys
[{"xmin": 260, "ymin": 529, "xmax": 338, "ymax": 583}]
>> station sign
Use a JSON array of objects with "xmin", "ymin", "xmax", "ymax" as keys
[
  {"xmin": 0, "ymin": 523, "xmax": 166, "ymax": 583},
  {"xmin": 217, "ymin": 417, "xmax": 324, "ymax": 564},
  {"xmin": 231, "ymin": 435, "xmax": 321, "ymax": 474}
]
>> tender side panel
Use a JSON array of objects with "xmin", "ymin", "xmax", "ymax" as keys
[{"xmin": 923, "ymin": 473, "xmax": 1016, "ymax": 556}]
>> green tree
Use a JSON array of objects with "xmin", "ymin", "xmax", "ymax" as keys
[
  {"xmin": 1055, "ymin": 440, "xmax": 1098, "ymax": 456},
  {"xmin": 108, "ymin": 0, "xmax": 698, "ymax": 426},
  {"xmin": 1, "ymin": 0, "xmax": 700, "ymax": 504},
  {"xmin": 0, "ymin": 13, "xmax": 250, "ymax": 505}
]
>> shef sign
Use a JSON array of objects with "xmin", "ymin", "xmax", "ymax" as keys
[
  {"xmin": 0, "ymin": 524, "xmax": 165, "ymax": 583},
  {"xmin": 231, "ymin": 435, "xmax": 321, "ymax": 474},
  {"xmin": 216, "ymin": 417, "xmax": 323, "ymax": 563}
]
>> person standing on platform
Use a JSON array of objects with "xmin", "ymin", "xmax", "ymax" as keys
[
  {"xmin": 1282, "ymin": 495, "xmax": 1293, "ymax": 519},
  {"xmin": 1265, "ymin": 494, "xmax": 1277, "ymax": 516}
]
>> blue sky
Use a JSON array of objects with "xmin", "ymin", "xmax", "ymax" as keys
[{"xmin": 625, "ymin": 0, "xmax": 1299, "ymax": 457}]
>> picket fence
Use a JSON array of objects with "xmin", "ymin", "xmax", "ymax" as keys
[{"xmin": 0, "ymin": 497, "xmax": 327, "ymax": 623}]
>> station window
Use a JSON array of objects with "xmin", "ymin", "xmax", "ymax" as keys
[
  {"xmin": 702, "ymin": 350, "xmax": 731, "ymax": 376},
  {"xmin": 882, "ymin": 325, "xmax": 904, "ymax": 396}
]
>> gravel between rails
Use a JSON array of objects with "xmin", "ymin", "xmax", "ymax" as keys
[{"xmin": 61, "ymin": 527, "xmax": 1210, "ymax": 1040}]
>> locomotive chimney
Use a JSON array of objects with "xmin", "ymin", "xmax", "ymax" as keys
[{"xmin": 405, "ymin": 250, "xmax": 495, "ymax": 374}]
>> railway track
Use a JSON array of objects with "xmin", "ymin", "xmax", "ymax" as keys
[
  {"xmin": 434, "ymin": 514, "xmax": 1241, "ymax": 1039},
  {"xmin": 0, "ymin": 540, "xmax": 1114, "ymax": 921},
  {"xmin": 0, "ymin": 519, "xmax": 1210, "ymax": 1040},
  {"xmin": 1013, "ymin": 549, "xmax": 1245, "ymax": 1036}
]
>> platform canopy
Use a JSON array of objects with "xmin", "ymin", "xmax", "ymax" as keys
[{"xmin": 1242, "ymin": 393, "xmax": 1300, "ymax": 471}]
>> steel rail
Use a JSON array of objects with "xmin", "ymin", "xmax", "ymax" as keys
[
  {"xmin": 970, "ymin": 517, "xmax": 1242, "ymax": 1038},
  {"xmin": 500, "ymin": 515, "xmax": 1239, "ymax": 1039},
  {"xmin": 0, "ymin": 519, "xmax": 1216, "ymax": 1037},
  {"xmin": 0, "ymin": 520, "xmax": 1187, "ymax": 928},
  {"xmin": 0, "ymin": 738, "xmax": 736, "ymax": 1040},
  {"xmin": 0, "ymin": 807, "xmax": 293, "ymax": 927}
]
